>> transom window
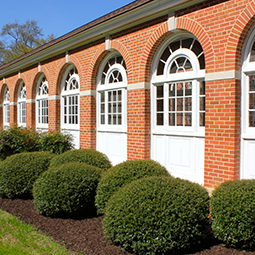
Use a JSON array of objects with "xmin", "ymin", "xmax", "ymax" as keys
[
  {"xmin": 3, "ymin": 86, "xmax": 10, "ymax": 126},
  {"xmin": 152, "ymin": 36, "xmax": 205, "ymax": 133},
  {"xmin": 157, "ymin": 37, "xmax": 205, "ymax": 76},
  {"xmin": 17, "ymin": 81, "xmax": 26, "ymax": 126},
  {"xmin": 98, "ymin": 55, "xmax": 127, "ymax": 130},
  {"xmin": 62, "ymin": 66, "xmax": 79, "ymax": 126},
  {"xmin": 36, "ymin": 75, "xmax": 49, "ymax": 127}
]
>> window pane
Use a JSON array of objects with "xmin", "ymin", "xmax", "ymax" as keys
[
  {"xmin": 169, "ymin": 98, "xmax": 175, "ymax": 111},
  {"xmin": 101, "ymin": 115, "xmax": 105, "ymax": 125},
  {"xmin": 157, "ymin": 113, "xmax": 164, "ymax": 125},
  {"xmin": 157, "ymin": 86, "xmax": 163, "ymax": 98},
  {"xmin": 185, "ymin": 98, "xmax": 192, "ymax": 111},
  {"xmin": 169, "ymin": 84, "xmax": 175, "ymax": 97},
  {"xmin": 185, "ymin": 82, "xmax": 192, "ymax": 95},
  {"xmin": 177, "ymin": 98, "xmax": 183, "ymax": 111},
  {"xmin": 249, "ymin": 112, "xmax": 255, "ymax": 127},
  {"xmin": 177, "ymin": 113, "xmax": 183, "ymax": 126},
  {"xmin": 200, "ymin": 113, "xmax": 205, "ymax": 126},
  {"xmin": 185, "ymin": 113, "xmax": 192, "ymax": 126},
  {"xmin": 169, "ymin": 113, "xmax": 175, "ymax": 126},
  {"xmin": 157, "ymin": 99, "xmax": 164, "ymax": 111},
  {"xmin": 200, "ymin": 97, "xmax": 205, "ymax": 111},
  {"xmin": 177, "ymin": 83, "xmax": 183, "ymax": 96},
  {"xmin": 118, "ymin": 114, "xmax": 122, "ymax": 125}
]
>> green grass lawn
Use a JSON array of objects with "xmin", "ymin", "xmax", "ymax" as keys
[{"xmin": 0, "ymin": 209, "xmax": 71, "ymax": 255}]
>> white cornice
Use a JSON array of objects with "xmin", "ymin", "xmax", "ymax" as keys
[{"xmin": 0, "ymin": 0, "xmax": 205, "ymax": 78}]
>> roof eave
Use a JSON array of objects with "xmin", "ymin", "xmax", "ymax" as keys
[{"xmin": 0, "ymin": 0, "xmax": 206, "ymax": 78}]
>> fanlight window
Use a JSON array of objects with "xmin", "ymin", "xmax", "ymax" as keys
[
  {"xmin": 37, "ymin": 76, "xmax": 49, "ymax": 126},
  {"xmin": 18, "ymin": 82, "xmax": 26, "ymax": 126},
  {"xmin": 62, "ymin": 67, "xmax": 79, "ymax": 126},
  {"xmin": 157, "ymin": 37, "xmax": 205, "ymax": 76},
  {"xmin": 98, "ymin": 55, "xmax": 126, "ymax": 127},
  {"xmin": 101, "ymin": 56, "xmax": 126, "ymax": 85},
  {"xmin": 3, "ymin": 87, "xmax": 10, "ymax": 125}
]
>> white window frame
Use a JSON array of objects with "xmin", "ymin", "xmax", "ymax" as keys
[
  {"xmin": 61, "ymin": 65, "xmax": 80, "ymax": 131},
  {"xmin": 17, "ymin": 81, "xmax": 26, "ymax": 127},
  {"xmin": 241, "ymin": 27, "xmax": 255, "ymax": 139},
  {"xmin": 151, "ymin": 37, "xmax": 205, "ymax": 137},
  {"xmin": 97, "ymin": 53, "xmax": 127, "ymax": 133},
  {"xmin": 36, "ymin": 75, "xmax": 49, "ymax": 130},
  {"xmin": 3, "ymin": 86, "xmax": 10, "ymax": 127}
]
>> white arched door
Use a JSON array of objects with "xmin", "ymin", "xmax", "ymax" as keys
[
  {"xmin": 151, "ymin": 36, "xmax": 206, "ymax": 184},
  {"xmin": 96, "ymin": 54, "xmax": 127, "ymax": 165}
]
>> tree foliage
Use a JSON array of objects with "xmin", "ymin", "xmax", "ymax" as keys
[{"xmin": 0, "ymin": 20, "xmax": 54, "ymax": 65}]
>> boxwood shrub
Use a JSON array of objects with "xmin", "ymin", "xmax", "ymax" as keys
[
  {"xmin": 0, "ymin": 125, "xmax": 41, "ymax": 160},
  {"xmin": 95, "ymin": 159, "xmax": 171, "ymax": 214},
  {"xmin": 103, "ymin": 176, "xmax": 210, "ymax": 254},
  {"xmin": 0, "ymin": 151, "xmax": 54, "ymax": 198},
  {"xmin": 33, "ymin": 162, "xmax": 102, "ymax": 217},
  {"xmin": 211, "ymin": 179, "xmax": 255, "ymax": 250},
  {"xmin": 49, "ymin": 149, "xmax": 112, "ymax": 170}
]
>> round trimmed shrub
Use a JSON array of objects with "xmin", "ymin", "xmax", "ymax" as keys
[
  {"xmin": 33, "ymin": 162, "xmax": 102, "ymax": 217},
  {"xmin": 103, "ymin": 176, "xmax": 210, "ymax": 254},
  {"xmin": 211, "ymin": 179, "xmax": 255, "ymax": 250},
  {"xmin": 95, "ymin": 159, "xmax": 171, "ymax": 214},
  {"xmin": 0, "ymin": 151, "xmax": 54, "ymax": 198},
  {"xmin": 49, "ymin": 149, "xmax": 112, "ymax": 170}
]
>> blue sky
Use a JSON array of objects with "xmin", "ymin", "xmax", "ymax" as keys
[{"xmin": 0, "ymin": 0, "xmax": 133, "ymax": 39}]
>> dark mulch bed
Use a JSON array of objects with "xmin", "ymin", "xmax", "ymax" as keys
[{"xmin": 0, "ymin": 197, "xmax": 255, "ymax": 255}]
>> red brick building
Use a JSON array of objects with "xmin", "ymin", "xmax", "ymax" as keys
[{"xmin": 0, "ymin": 0, "xmax": 254, "ymax": 191}]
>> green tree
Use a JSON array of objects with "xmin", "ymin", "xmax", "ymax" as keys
[{"xmin": 0, "ymin": 20, "xmax": 55, "ymax": 65}]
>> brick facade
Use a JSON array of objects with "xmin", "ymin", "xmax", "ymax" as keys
[{"xmin": 1, "ymin": 0, "xmax": 255, "ymax": 189}]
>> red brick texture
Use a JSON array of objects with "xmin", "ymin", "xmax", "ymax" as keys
[{"xmin": 0, "ymin": 0, "xmax": 254, "ymax": 189}]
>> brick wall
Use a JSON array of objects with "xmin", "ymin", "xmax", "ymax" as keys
[{"xmin": 0, "ymin": 0, "xmax": 255, "ymax": 189}]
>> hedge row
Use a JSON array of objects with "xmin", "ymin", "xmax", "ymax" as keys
[
  {"xmin": 0, "ymin": 126, "xmax": 73, "ymax": 160},
  {"xmin": 0, "ymin": 149, "xmax": 254, "ymax": 253}
]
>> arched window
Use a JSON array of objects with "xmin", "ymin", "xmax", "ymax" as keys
[
  {"xmin": 97, "ymin": 55, "xmax": 127, "ymax": 129},
  {"xmin": 241, "ymin": 27, "xmax": 255, "ymax": 179},
  {"xmin": 151, "ymin": 35, "xmax": 206, "ymax": 184},
  {"xmin": 152, "ymin": 36, "xmax": 205, "ymax": 131},
  {"xmin": 36, "ymin": 75, "xmax": 49, "ymax": 130},
  {"xmin": 96, "ymin": 53, "xmax": 127, "ymax": 165},
  {"xmin": 61, "ymin": 65, "xmax": 80, "ymax": 148},
  {"xmin": 17, "ymin": 81, "xmax": 26, "ymax": 126},
  {"xmin": 3, "ymin": 86, "xmax": 10, "ymax": 126}
]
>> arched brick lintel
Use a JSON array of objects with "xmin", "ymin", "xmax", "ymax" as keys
[
  {"xmin": 89, "ymin": 41, "xmax": 132, "ymax": 90},
  {"xmin": 177, "ymin": 17, "xmax": 215, "ymax": 72},
  {"xmin": 141, "ymin": 19, "xmax": 215, "ymax": 83},
  {"xmin": 226, "ymin": 2, "xmax": 255, "ymax": 71}
]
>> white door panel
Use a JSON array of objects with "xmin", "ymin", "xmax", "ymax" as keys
[
  {"xmin": 97, "ymin": 132, "xmax": 127, "ymax": 166},
  {"xmin": 62, "ymin": 129, "xmax": 80, "ymax": 149},
  {"xmin": 243, "ymin": 140, "xmax": 255, "ymax": 179},
  {"xmin": 152, "ymin": 135, "xmax": 204, "ymax": 184}
]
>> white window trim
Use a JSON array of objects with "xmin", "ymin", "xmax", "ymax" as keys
[
  {"xmin": 17, "ymin": 81, "xmax": 26, "ymax": 127},
  {"xmin": 151, "ymin": 36, "xmax": 205, "ymax": 137},
  {"xmin": 241, "ymin": 27, "xmax": 255, "ymax": 138},
  {"xmin": 36, "ymin": 75, "xmax": 49, "ymax": 130},
  {"xmin": 97, "ymin": 53, "xmax": 127, "ymax": 133},
  {"xmin": 3, "ymin": 86, "xmax": 10, "ymax": 127},
  {"xmin": 61, "ymin": 65, "xmax": 80, "ymax": 130}
]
